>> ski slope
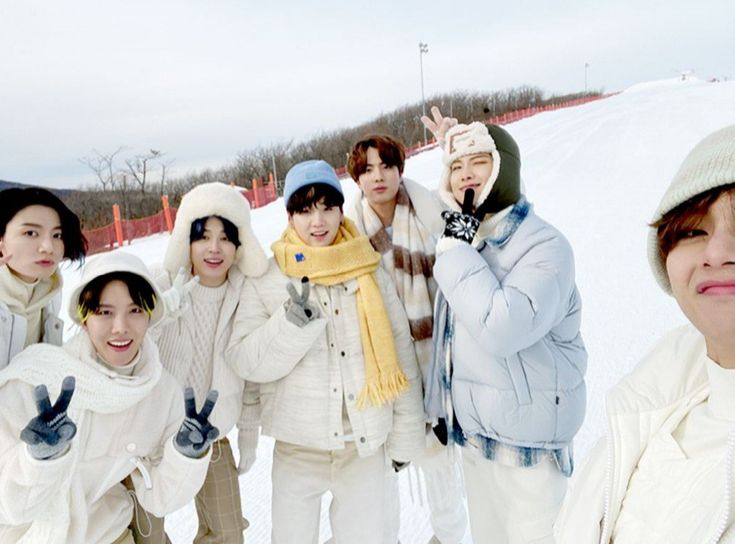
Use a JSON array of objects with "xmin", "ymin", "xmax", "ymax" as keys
[{"xmin": 56, "ymin": 77, "xmax": 735, "ymax": 543}]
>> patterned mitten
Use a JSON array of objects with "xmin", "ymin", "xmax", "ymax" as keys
[
  {"xmin": 20, "ymin": 376, "xmax": 78, "ymax": 460},
  {"xmin": 174, "ymin": 388, "xmax": 220, "ymax": 458}
]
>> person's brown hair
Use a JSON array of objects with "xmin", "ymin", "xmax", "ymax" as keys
[
  {"xmin": 653, "ymin": 183, "xmax": 735, "ymax": 262},
  {"xmin": 347, "ymin": 135, "xmax": 406, "ymax": 181}
]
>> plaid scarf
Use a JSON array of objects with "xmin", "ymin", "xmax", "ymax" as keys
[
  {"xmin": 360, "ymin": 184, "xmax": 437, "ymax": 381},
  {"xmin": 271, "ymin": 218, "xmax": 408, "ymax": 408}
]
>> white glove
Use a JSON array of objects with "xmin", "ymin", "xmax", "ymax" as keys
[
  {"xmin": 237, "ymin": 426, "xmax": 259, "ymax": 475},
  {"xmin": 161, "ymin": 267, "xmax": 199, "ymax": 316}
]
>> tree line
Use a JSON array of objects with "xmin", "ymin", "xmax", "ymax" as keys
[{"xmin": 71, "ymin": 86, "xmax": 602, "ymax": 229}]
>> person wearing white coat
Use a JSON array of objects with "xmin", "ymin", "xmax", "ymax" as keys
[
  {"xmin": 555, "ymin": 124, "xmax": 735, "ymax": 543},
  {"xmin": 346, "ymin": 132, "xmax": 468, "ymax": 544},
  {"xmin": 0, "ymin": 251, "xmax": 215, "ymax": 544},
  {"xmin": 141, "ymin": 182, "xmax": 269, "ymax": 544},
  {"xmin": 0, "ymin": 187, "xmax": 87, "ymax": 368},
  {"xmin": 226, "ymin": 160, "xmax": 426, "ymax": 544}
]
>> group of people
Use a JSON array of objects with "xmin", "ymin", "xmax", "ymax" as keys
[{"xmin": 0, "ymin": 111, "xmax": 734, "ymax": 544}]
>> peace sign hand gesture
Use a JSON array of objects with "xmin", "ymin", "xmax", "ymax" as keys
[
  {"xmin": 421, "ymin": 105, "xmax": 458, "ymax": 147},
  {"xmin": 20, "ymin": 376, "xmax": 78, "ymax": 460},
  {"xmin": 284, "ymin": 276, "xmax": 321, "ymax": 327},
  {"xmin": 174, "ymin": 388, "xmax": 220, "ymax": 458}
]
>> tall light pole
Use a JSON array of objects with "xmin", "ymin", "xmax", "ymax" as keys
[
  {"xmin": 584, "ymin": 62, "xmax": 590, "ymax": 94},
  {"xmin": 419, "ymin": 42, "xmax": 429, "ymax": 145}
]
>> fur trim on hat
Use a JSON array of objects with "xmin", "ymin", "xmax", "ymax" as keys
[
  {"xmin": 68, "ymin": 251, "xmax": 165, "ymax": 326},
  {"xmin": 438, "ymin": 122, "xmax": 500, "ymax": 211},
  {"xmin": 648, "ymin": 124, "xmax": 735, "ymax": 294},
  {"xmin": 163, "ymin": 182, "xmax": 268, "ymax": 278}
]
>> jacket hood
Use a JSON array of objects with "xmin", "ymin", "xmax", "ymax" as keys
[{"xmin": 438, "ymin": 122, "xmax": 522, "ymax": 214}]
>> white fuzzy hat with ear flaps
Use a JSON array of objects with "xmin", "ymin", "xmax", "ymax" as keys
[
  {"xmin": 648, "ymin": 124, "xmax": 735, "ymax": 294},
  {"xmin": 69, "ymin": 251, "xmax": 165, "ymax": 327},
  {"xmin": 163, "ymin": 182, "xmax": 268, "ymax": 278},
  {"xmin": 439, "ymin": 122, "xmax": 501, "ymax": 211}
]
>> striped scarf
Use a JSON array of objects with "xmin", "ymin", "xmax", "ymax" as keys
[{"xmin": 360, "ymin": 184, "xmax": 437, "ymax": 382}]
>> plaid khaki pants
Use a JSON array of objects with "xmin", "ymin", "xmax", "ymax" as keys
[{"xmin": 128, "ymin": 437, "xmax": 248, "ymax": 544}]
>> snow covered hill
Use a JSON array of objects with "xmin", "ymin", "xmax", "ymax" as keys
[{"xmin": 57, "ymin": 77, "xmax": 735, "ymax": 543}]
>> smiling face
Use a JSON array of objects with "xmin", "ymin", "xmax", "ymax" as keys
[
  {"xmin": 190, "ymin": 216, "xmax": 237, "ymax": 287},
  {"xmin": 449, "ymin": 152, "xmax": 494, "ymax": 207},
  {"xmin": 666, "ymin": 192, "xmax": 735, "ymax": 365},
  {"xmin": 288, "ymin": 198, "xmax": 343, "ymax": 247},
  {"xmin": 83, "ymin": 280, "xmax": 150, "ymax": 367},
  {"xmin": 0, "ymin": 205, "xmax": 64, "ymax": 282}
]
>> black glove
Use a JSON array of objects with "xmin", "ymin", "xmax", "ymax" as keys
[
  {"xmin": 174, "ymin": 388, "xmax": 220, "ymax": 458},
  {"xmin": 20, "ymin": 376, "xmax": 77, "ymax": 460},
  {"xmin": 392, "ymin": 460, "xmax": 410, "ymax": 473},
  {"xmin": 284, "ymin": 276, "xmax": 320, "ymax": 327},
  {"xmin": 432, "ymin": 417, "xmax": 448, "ymax": 446},
  {"xmin": 440, "ymin": 189, "xmax": 480, "ymax": 244}
]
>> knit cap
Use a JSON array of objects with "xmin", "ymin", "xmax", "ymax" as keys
[
  {"xmin": 438, "ymin": 122, "xmax": 521, "ymax": 213},
  {"xmin": 648, "ymin": 124, "xmax": 735, "ymax": 294},
  {"xmin": 69, "ymin": 251, "xmax": 165, "ymax": 326},
  {"xmin": 283, "ymin": 160, "xmax": 343, "ymax": 207}
]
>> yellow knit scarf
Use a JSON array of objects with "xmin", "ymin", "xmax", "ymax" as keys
[{"xmin": 271, "ymin": 218, "xmax": 408, "ymax": 408}]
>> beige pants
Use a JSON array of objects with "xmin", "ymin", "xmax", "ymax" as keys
[
  {"xmin": 272, "ymin": 440, "xmax": 386, "ymax": 544},
  {"xmin": 384, "ymin": 432, "xmax": 468, "ymax": 543},
  {"xmin": 461, "ymin": 445, "xmax": 567, "ymax": 544},
  {"xmin": 129, "ymin": 438, "xmax": 247, "ymax": 544},
  {"xmin": 112, "ymin": 529, "xmax": 136, "ymax": 544}
]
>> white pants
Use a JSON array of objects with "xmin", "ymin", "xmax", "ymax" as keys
[
  {"xmin": 384, "ymin": 433, "xmax": 468, "ymax": 543},
  {"xmin": 461, "ymin": 445, "xmax": 567, "ymax": 544},
  {"xmin": 271, "ymin": 440, "xmax": 386, "ymax": 544}
]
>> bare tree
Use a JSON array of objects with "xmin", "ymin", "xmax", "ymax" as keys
[
  {"xmin": 79, "ymin": 147, "xmax": 125, "ymax": 191},
  {"xmin": 125, "ymin": 149, "xmax": 166, "ymax": 195}
]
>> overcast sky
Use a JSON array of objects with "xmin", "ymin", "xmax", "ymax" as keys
[{"xmin": 1, "ymin": 0, "xmax": 733, "ymax": 189}]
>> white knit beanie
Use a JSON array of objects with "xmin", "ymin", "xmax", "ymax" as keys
[
  {"xmin": 69, "ymin": 251, "xmax": 165, "ymax": 326},
  {"xmin": 648, "ymin": 124, "xmax": 735, "ymax": 294},
  {"xmin": 164, "ymin": 182, "xmax": 268, "ymax": 278},
  {"xmin": 438, "ymin": 122, "xmax": 500, "ymax": 211}
]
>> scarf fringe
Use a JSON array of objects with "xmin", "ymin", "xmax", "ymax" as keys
[{"xmin": 356, "ymin": 369, "xmax": 409, "ymax": 409}]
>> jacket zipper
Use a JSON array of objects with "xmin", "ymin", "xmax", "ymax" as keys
[
  {"xmin": 711, "ymin": 428, "xmax": 735, "ymax": 543},
  {"xmin": 599, "ymin": 422, "xmax": 615, "ymax": 544}
]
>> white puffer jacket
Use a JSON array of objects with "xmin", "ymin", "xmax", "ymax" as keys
[
  {"xmin": 554, "ymin": 324, "xmax": 735, "ymax": 543},
  {"xmin": 0, "ymin": 295, "xmax": 63, "ymax": 369},
  {"xmin": 225, "ymin": 259, "xmax": 426, "ymax": 463},
  {"xmin": 0, "ymin": 333, "xmax": 211, "ymax": 544}
]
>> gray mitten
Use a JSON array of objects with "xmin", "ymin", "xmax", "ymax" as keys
[
  {"xmin": 20, "ymin": 376, "xmax": 77, "ymax": 460},
  {"xmin": 284, "ymin": 277, "xmax": 320, "ymax": 327},
  {"xmin": 174, "ymin": 388, "xmax": 220, "ymax": 458}
]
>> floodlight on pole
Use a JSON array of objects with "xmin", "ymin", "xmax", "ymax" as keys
[
  {"xmin": 419, "ymin": 42, "xmax": 429, "ymax": 145},
  {"xmin": 585, "ymin": 62, "xmax": 590, "ymax": 94}
]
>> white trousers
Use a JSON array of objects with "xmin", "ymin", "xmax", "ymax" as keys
[
  {"xmin": 384, "ymin": 433, "xmax": 468, "ymax": 543},
  {"xmin": 461, "ymin": 445, "xmax": 567, "ymax": 544},
  {"xmin": 271, "ymin": 440, "xmax": 386, "ymax": 544}
]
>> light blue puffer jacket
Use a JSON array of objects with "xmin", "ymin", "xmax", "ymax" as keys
[{"xmin": 427, "ymin": 202, "xmax": 586, "ymax": 450}]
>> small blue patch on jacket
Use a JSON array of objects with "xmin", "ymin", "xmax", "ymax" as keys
[{"xmin": 295, "ymin": 253, "xmax": 305, "ymax": 262}]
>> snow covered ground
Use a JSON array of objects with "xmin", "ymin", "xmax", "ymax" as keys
[{"xmin": 56, "ymin": 77, "xmax": 735, "ymax": 543}]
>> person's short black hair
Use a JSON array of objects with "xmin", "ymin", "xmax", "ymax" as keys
[
  {"xmin": 286, "ymin": 184, "xmax": 345, "ymax": 215},
  {"xmin": 77, "ymin": 271, "xmax": 157, "ymax": 324},
  {"xmin": 0, "ymin": 187, "xmax": 87, "ymax": 262},
  {"xmin": 189, "ymin": 215, "xmax": 241, "ymax": 248}
]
